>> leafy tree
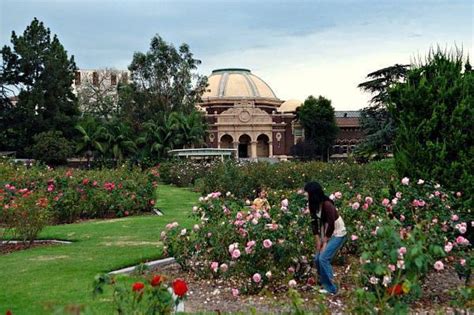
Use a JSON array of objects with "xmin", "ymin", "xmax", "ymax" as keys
[
  {"xmin": 296, "ymin": 95, "xmax": 338, "ymax": 161},
  {"xmin": 0, "ymin": 18, "xmax": 79, "ymax": 155},
  {"xmin": 388, "ymin": 48, "xmax": 473, "ymax": 200},
  {"xmin": 28, "ymin": 131, "xmax": 73, "ymax": 166},
  {"xmin": 356, "ymin": 64, "xmax": 409, "ymax": 159},
  {"xmin": 77, "ymin": 69, "xmax": 124, "ymax": 120},
  {"xmin": 122, "ymin": 35, "xmax": 208, "ymax": 125}
]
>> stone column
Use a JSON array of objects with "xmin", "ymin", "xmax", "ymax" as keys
[
  {"xmin": 233, "ymin": 141, "xmax": 239, "ymax": 158},
  {"xmin": 269, "ymin": 141, "xmax": 273, "ymax": 157},
  {"xmin": 250, "ymin": 141, "xmax": 257, "ymax": 159}
]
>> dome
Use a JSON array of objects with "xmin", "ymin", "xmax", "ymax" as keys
[
  {"xmin": 202, "ymin": 68, "xmax": 278, "ymax": 100},
  {"xmin": 278, "ymin": 99, "xmax": 302, "ymax": 113}
]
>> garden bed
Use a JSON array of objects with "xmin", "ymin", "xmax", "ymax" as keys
[
  {"xmin": 149, "ymin": 259, "xmax": 467, "ymax": 314},
  {"xmin": 0, "ymin": 239, "xmax": 70, "ymax": 255}
]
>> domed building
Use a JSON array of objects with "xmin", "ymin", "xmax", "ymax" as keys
[{"xmin": 199, "ymin": 68, "xmax": 363, "ymax": 159}]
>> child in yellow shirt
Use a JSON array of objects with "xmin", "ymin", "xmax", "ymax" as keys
[{"xmin": 253, "ymin": 187, "xmax": 270, "ymax": 211}]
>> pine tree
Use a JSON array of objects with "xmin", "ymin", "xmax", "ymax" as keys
[
  {"xmin": 0, "ymin": 18, "xmax": 79, "ymax": 156},
  {"xmin": 389, "ymin": 48, "xmax": 473, "ymax": 201}
]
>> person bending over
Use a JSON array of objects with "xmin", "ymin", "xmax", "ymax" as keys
[{"xmin": 304, "ymin": 181, "xmax": 347, "ymax": 294}]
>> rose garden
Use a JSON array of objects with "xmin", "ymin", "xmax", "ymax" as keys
[{"xmin": 1, "ymin": 17, "xmax": 473, "ymax": 315}]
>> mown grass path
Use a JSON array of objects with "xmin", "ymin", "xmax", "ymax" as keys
[{"xmin": 0, "ymin": 185, "xmax": 199, "ymax": 315}]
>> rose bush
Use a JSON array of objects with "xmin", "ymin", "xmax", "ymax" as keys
[
  {"xmin": 162, "ymin": 175, "xmax": 471, "ymax": 309},
  {"xmin": 1, "ymin": 188, "xmax": 50, "ymax": 245},
  {"xmin": 159, "ymin": 159, "xmax": 398, "ymax": 199},
  {"xmin": 0, "ymin": 159, "xmax": 159, "ymax": 225},
  {"xmin": 93, "ymin": 273, "xmax": 188, "ymax": 314}
]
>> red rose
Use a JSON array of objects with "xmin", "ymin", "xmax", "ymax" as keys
[
  {"xmin": 132, "ymin": 282, "xmax": 145, "ymax": 292},
  {"xmin": 6, "ymin": 310, "xmax": 12, "ymax": 315},
  {"xmin": 82, "ymin": 178, "xmax": 89, "ymax": 185},
  {"xmin": 150, "ymin": 275, "xmax": 162, "ymax": 287},
  {"xmin": 172, "ymin": 278, "xmax": 188, "ymax": 297},
  {"xmin": 307, "ymin": 277, "xmax": 316, "ymax": 286},
  {"xmin": 387, "ymin": 284, "xmax": 403, "ymax": 296},
  {"xmin": 124, "ymin": 211, "xmax": 129, "ymax": 216}
]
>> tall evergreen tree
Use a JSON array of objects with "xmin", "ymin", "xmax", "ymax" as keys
[
  {"xmin": 296, "ymin": 95, "xmax": 338, "ymax": 161},
  {"xmin": 356, "ymin": 64, "xmax": 409, "ymax": 159},
  {"xmin": 388, "ymin": 48, "xmax": 473, "ymax": 201},
  {"xmin": 0, "ymin": 18, "xmax": 79, "ymax": 155}
]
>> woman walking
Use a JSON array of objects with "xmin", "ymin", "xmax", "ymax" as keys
[{"xmin": 304, "ymin": 181, "xmax": 347, "ymax": 294}]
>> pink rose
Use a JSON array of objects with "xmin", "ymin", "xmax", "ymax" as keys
[
  {"xmin": 362, "ymin": 203, "xmax": 369, "ymax": 210},
  {"xmin": 401, "ymin": 177, "xmax": 409, "ymax": 185},
  {"xmin": 220, "ymin": 263, "xmax": 228, "ymax": 273},
  {"xmin": 451, "ymin": 214, "xmax": 459, "ymax": 221},
  {"xmin": 365, "ymin": 197, "xmax": 373, "ymax": 205},
  {"xmin": 382, "ymin": 198, "xmax": 390, "ymax": 207},
  {"xmin": 281, "ymin": 199, "xmax": 289, "ymax": 208},
  {"xmin": 388, "ymin": 264, "xmax": 396, "ymax": 272},
  {"xmin": 263, "ymin": 239, "xmax": 273, "ymax": 249},
  {"xmin": 288, "ymin": 279, "xmax": 297, "ymax": 288},
  {"xmin": 400, "ymin": 214, "xmax": 406, "ymax": 222},
  {"xmin": 351, "ymin": 235, "xmax": 358, "ymax": 241},
  {"xmin": 460, "ymin": 259, "xmax": 466, "ymax": 266},
  {"xmin": 456, "ymin": 192, "xmax": 462, "ymax": 197},
  {"xmin": 210, "ymin": 262, "xmax": 219, "ymax": 272},
  {"xmin": 456, "ymin": 236, "xmax": 470, "ymax": 245},
  {"xmin": 398, "ymin": 247, "xmax": 407, "ymax": 256},
  {"xmin": 232, "ymin": 288, "xmax": 239, "ymax": 297},
  {"xmin": 397, "ymin": 260, "xmax": 405, "ymax": 269},
  {"xmin": 247, "ymin": 240, "xmax": 256, "ymax": 248},
  {"xmin": 444, "ymin": 242, "xmax": 453, "ymax": 253},
  {"xmin": 252, "ymin": 273, "xmax": 261, "ymax": 283},
  {"xmin": 391, "ymin": 198, "xmax": 398, "ymax": 205},
  {"xmin": 396, "ymin": 192, "xmax": 402, "ymax": 199},
  {"xmin": 334, "ymin": 191, "xmax": 342, "ymax": 199},
  {"xmin": 352, "ymin": 202, "xmax": 360, "ymax": 210},
  {"xmin": 231, "ymin": 249, "xmax": 241, "ymax": 259},
  {"xmin": 434, "ymin": 261, "xmax": 444, "ymax": 271},
  {"xmin": 288, "ymin": 267, "xmax": 295, "ymax": 274},
  {"xmin": 228, "ymin": 243, "xmax": 238, "ymax": 254}
]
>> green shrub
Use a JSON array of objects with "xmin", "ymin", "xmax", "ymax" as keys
[
  {"xmin": 389, "ymin": 49, "xmax": 474, "ymax": 206},
  {"xmin": 1, "ymin": 188, "xmax": 50, "ymax": 245},
  {"xmin": 0, "ymin": 160, "xmax": 158, "ymax": 224},
  {"xmin": 28, "ymin": 131, "xmax": 74, "ymax": 166}
]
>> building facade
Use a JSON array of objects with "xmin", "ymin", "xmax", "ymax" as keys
[{"xmin": 198, "ymin": 68, "xmax": 363, "ymax": 159}]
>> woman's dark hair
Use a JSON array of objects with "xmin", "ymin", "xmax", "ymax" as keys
[{"xmin": 304, "ymin": 181, "xmax": 332, "ymax": 214}]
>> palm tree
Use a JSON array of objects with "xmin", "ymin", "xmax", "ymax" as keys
[
  {"xmin": 136, "ymin": 115, "xmax": 177, "ymax": 160},
  {"xmin": 102, "ymin": 120, "xmax": 137, "ymax": 165},
  {"xmin": 169, "ymin": 110, "xmax": 206, "ymax": 149},
  {"xmin": 75, "ymin": 116, "xmax": 106, "ymax": 167}
]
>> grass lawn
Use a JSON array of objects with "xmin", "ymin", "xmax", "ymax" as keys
[{"xmin": 0, "ymin": 184, "xmax": 199, "ymax": 315}]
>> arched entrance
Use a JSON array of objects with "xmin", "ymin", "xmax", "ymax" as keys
[
  {"xmin": 257, "ymin": 134, "xmax": 270, "ymax": 157},
  {"xmin": 220, "ymin": 134, "xmax": 233, "ymax": 149},
  {"xmin": 238, "ymin": 134, "xmax": 251, "ymax": 158}
]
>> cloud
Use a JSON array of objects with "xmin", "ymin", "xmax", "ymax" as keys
[{"xmin": 1, "ymin": 0, "xmax": 472, "ymax": 109}]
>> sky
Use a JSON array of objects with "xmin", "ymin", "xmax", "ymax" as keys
[{"xmin": 1, "ymin": 0, "xmax": 473, "ymax": 110}]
